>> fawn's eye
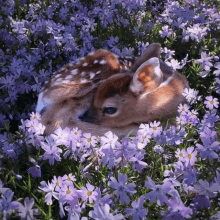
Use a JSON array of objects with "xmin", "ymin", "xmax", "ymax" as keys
[{"xmin": 103, "ymin": 107, "xmax": 117, "ymax": 115}]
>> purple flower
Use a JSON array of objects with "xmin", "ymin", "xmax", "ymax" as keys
[
  {"xmin": 150, "ymin": 121, "xmax": 162, "ymax": 137},
  {"xmin": 196, "ymin": 137, "xmax": 219, "ymax": 160},
  {"xmin": 114, "ymin": 137, "xmax": 136, "ymax": 165},
  {"xmin": 41, "ymin": 136, "xmax": 62, "ymax": 165},
  {"xmin": 165, "ymin": 59, "xmax": 182, "ymax": 70},
  {"xmin": 94, "ymin": 189, "xmax": 113, "ymax": 206},
  {"xmin": 194, "ymin": 52, "xmax": 213, "ymax": 71},
  {"xmin": 89, "ymin": 204, "xmax": 124, "ymax": 220},
  {"xmin": 108, "ymin": 173, "xmax": 136, "ymax": 205},
  {"xmin": 51, "ymin": 127, "xmax": 70, "ymax": 146},
  {"xmin": 191, "ymin": 195, "xmax": 211, "ymax": 210},
  {"xmin": 0, "ymin": 189, "xmax": 21, "ymax": 219},
  {"xmin": 183, "ymin": 147, "xmax": 197, "ymax": 166},
  {"xmin": 183, "ymin": 166, "xmax": 197, "ymax": 185},
  {"xmin": 81, "ymin": 133, "xmax": 97, "ymax": 148},
  {"xmin": 161, "ymin": 198, "xmax": 192, "ymax": 219},
  {"xmin": 195, "ymin": 179, "xmax": 220, "ymax": 198},
  {"xmin": 0, "ymin": 75, "xmax": 16, "ymax": 90},
  {"xmin": 100, "ymin": 131, "xmax": 118, "ymax": 149},
  {"xmin": 28, "ymin": 158, "xmax": 41, "ymax": 178},
  {"xmin": 213, "ymin": 62, "xmax": 220, "ymax": 76},
  {"xmin": 204, "ymin": 96, "xmax": 219, "ymax": 110},
  {"xmin": 101, "ymin": 147, "xmax": 120, "ymax": 169},
  {"xmin": 175, "ymin": 148, "xmax": 186, "ymax": 162},
  {"xmin": 79, "ymin": 183, "xmax": 98, "ymax": 203},
  {"xmin": 17, "ymin": 197, "xmax": 40, "ymax": 219},
  {"xmin": 145, "ymin": 177, "xmax": 172, "ymax": 206},
  {"xmin": 178, "ymin": 104, "xmax": 190, "ymax": 115},
  {"xmin": 125, "ymin": 196, "xmax": 148, "ymax": 220},
  {"xmin": 60, "ymin": 185, "xmax": 78, "ymax": 202},
  {"xmin": 159, "ymin": 25, "xmax": 173, "ymax": 38},
  {"xmin": 182, "ymin": 88, "xmax": 200, "ymax": 104},
  {"xmin": 153, "ymin": 145, "xmax": 164, "ymax": 154},
  {"xmin": 51, "ymin": 176, "xmax": 64, "ymax": 192},
  {"xmin": 63, "ymin": 174, "xmax": 76, "ymax": 186},
  {"xmin": 130, "ymin": 152, "xmax": 148, "ymax": 172},
  {"xmin": 38, "ymin": 181, "xmax": 58, "ymax": 205}
]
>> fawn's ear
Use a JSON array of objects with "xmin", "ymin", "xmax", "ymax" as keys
[
  {"xmin": 131, "ymin": 43, "xmax": 161, "ymax": 72},
  {"xmin": 129, "ymin": 57, "xmax": 163, "ymax": 95}
]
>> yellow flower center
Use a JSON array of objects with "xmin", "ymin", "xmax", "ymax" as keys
[
  {"xmin": 210, "ymin": 100, "xmax": 214, "ymax": 105},
  {"xmin": 182, "ymin": 108, "xmax": 185, "ymax": 111},
  {"xmin": 153, "ymin": 126, "xmax": 157, "ymax": 130},
  {"xmin": 67, "ymin": 177, "xmax": 71, "ymax": 181},
  {"xmin": 87, "ymin": 191, "xmax": 92, "ymax": 196},
  {"xmin": 188, "ymin": 154, "xmax": 192, "ymax": 159},
  {"xmin": 179, "ymin": 152, "xmax": 183, "ymax": 157},
  {"xmin": 142, "ymin": 136, "xmax": 146, "ymax": 140},
  {"xmin": 34, "ymin": 115, "xmax": 37, "ymax": 119},
  {"xmin": 66, "ymin": 189, "xmax": 71, "ymax": 194},
  {"xmin": 87, "ymin": 138, "xmax": 91, "ymax": 143},
  {"xmin": 74, "ymin": 132, "xmax": 78, "ymax": 135},
  {"xmin": 56, "ymin": 182, "xmax": 59, "ymax": 186}
]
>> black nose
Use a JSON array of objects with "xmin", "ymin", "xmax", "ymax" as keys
[
  {"xmin": 79, "ymin": 110, "xmax": 89, "ymax": 121},
  {"xmin": 78, "ymin": 109, "xmax": 100, "ymax": 124}
]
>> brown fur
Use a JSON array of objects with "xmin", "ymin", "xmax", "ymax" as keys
[{"xmin": 39, "ymin": 43, "xmax": 189, "ymax": 137}]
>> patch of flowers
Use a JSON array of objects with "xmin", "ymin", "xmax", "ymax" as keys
[{"xmin": 0, "ymin": 0, "xmax": 220, "ymax": 219}]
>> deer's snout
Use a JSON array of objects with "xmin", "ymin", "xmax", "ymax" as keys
[{"xmin": 79, "ymin": 107, "xmax": 100, "ymax": 125}]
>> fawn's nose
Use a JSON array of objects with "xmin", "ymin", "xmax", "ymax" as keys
[{"xmin": 79, "ymin": 108, "xmax": 100, "ymax": 124}]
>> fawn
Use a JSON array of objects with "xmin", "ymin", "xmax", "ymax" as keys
[{"xmin": 36, "ymin": 43, "xmax": 189, "ymax": 136}]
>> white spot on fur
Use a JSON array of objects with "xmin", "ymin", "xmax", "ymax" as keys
[
  {"xmin": 81, "ymin": 72, "xmax": 86, "ymax": 76},
  {"xmin": 55, "ymin": 74, "xmax": 61, "ymax": 78},
  {"xmin": 94, "ymin": 60, "xmax": 99, "ymax": 64},
  {"xmin": 80, "ymin": 78, "xmax": 88, "ymax": 83},
  {"xmin": 65, "ymin": 75, "xmax": 73, "ymax": 80},
  {"xmin": 83, "ymin": 63, "xmax": 88, "ymax": 67},
  {"xmin": 71, "ymin": 69, "xmax": 78, "ymax": 75},
  {"xmin": 90, "ymin": 72, "xmax": 95, "ymax": 79},
  {"xmin": 100, "ymin": 60, "xmax": 107, "ymax": 65},
  {"xmin": 96, "ymin": 70, "xmax": 101, "ymax": 74},
  {"xmin": 62, "ymin": 80, "xmax": 70, "ymax": 84},
  {"xmin": 88, "ymin": 51, "xmax": 95, "ymax": 56}
]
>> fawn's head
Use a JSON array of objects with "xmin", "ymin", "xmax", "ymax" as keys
[{"xmin": 79, "ymin": 44, "xmax": 188, "ymax": 127}]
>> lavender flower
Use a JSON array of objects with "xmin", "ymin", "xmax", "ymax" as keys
[
  {"xmin": 38, "ymin": 181, "xmax": 58, "ymax": 205},
  {"xmin": 89, "ymin": 204, "xmax": 124, "ymax": 220},
  {"xmin": 125, "ymin": 196, "xmax": 147, "ymax": 220},
  {"xmin": 183, "ymin": 147, "xmax": 197, "ymax": 166},
  {"xmin": 130, "ymin": 152, "xmax": 148, "ymax": 172},
  {"xmin": 196, "ymin": 137, "xmax": 219, "ymax": 160},
  {"xmin": 159, "ymin": 25, "xmax": 173, "ymax": 38},
  {"xmin": 28, "ymin": 158, "xmax": 41, "ymax": 178},
  {"xmin": 108, "ymin": 173, "xmax": 136, "ymax": 205},
  {"xmin": 195, "ymin": 179, "xmax": 220, "ymax": 198},
  {"xmin": 17, "ymin": 197, "xmax": 40, "ymax": 220},
  {"xmin": 213, "ymin": 62, "xmax": 220, "ymax": 76},
  {"xmin": 204, "ymin": 96, "xmax": 219, "ymax": 110},
  {"xmin": 194, "ymin": 52, "xmax": 213, "ymax": 71},
  {"xmin": 79, "ymin": 183, "xmax": 98, "ymax": 203},
  {"xmin": 145, "ymin": 177, "xmax": 172, "ymax": 206},
  {"xmin": 161, "ymin": 198, "xmax": 192, "ymax": 219}
]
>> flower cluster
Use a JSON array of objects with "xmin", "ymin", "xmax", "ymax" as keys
[{"xmin": 0, "ymin": 0, "xmax": 220, "ymax": 219}]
